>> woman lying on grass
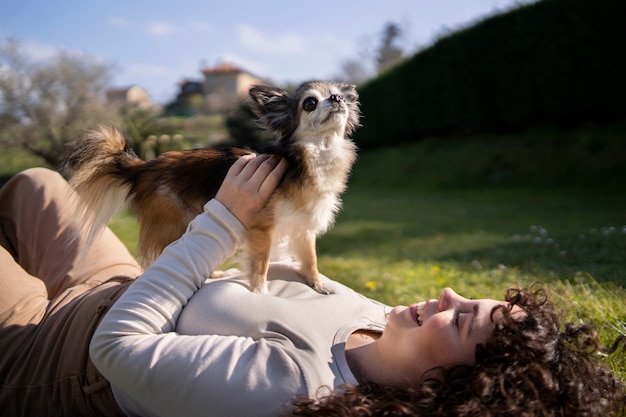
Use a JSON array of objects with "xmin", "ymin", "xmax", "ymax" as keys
[{"xmin": 1, "ymin": 156, "xmax": 624, "ymax": 417}]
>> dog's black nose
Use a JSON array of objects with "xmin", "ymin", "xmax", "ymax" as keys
[{"xmin": 329, "ymin": 94, "xmax": 344, "ymax": 103}]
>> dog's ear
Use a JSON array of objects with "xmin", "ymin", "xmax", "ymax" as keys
[
  {"xmin": 338, "ymin": 83, "xmax": 358, "ymax": 103},
  {"xmin": 248, "ymin": 86, "xmax": 296, "ymax": 134},
  {"xmin": 338, "ymin": 83, "xmax": 361, "ymax": 136}
]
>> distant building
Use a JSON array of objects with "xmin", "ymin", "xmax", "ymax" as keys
[
  {"xmin": 201, "ymin": 63, "xmax": 266, "ymax": 113},
  {"xmin": 106, "ymin": 85, "xmax": 160, "ymax": 111},
  {"xmin": 169, "ymin": 63, "xmax": 268, "ymax": 116}
]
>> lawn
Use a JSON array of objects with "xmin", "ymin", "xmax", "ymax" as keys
[
  {"xmin": 4, "ymin": 127, "xmax": 623, "ymax": 378},
  {"xmin": 110, "ymin": 181, "xmax": 626, "ymax": 378},
  {"xmin": 317, "ymin": 185, "xmax": 625, "ymax": 344}
]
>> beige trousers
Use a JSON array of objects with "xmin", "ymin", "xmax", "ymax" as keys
[{"xmin": 0, "ymin": 168, "xmax": 142, "ymax": 417}]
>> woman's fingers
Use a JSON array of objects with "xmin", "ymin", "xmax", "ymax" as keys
[
  {"xmin": 230, "ymin": 154, "xmax": 283, "ymax": 190},
  {"xmin": 215, "ymin": 154, "xmax": 287, "ymax": 229},
  {"xmin": 233, "ymin": 153, "xmax": 273, "ymax": 181},
  {"xmin": 226, "ymin": 153, "xmax": 258, "ymax": 177},
  {"xmin": 259, "ymin": 157, "xmax": 288, "ymax": 199}
]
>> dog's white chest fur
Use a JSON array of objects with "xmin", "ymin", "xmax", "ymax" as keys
[
  {"xmin": 274, "ymin": 135, "xmax": 356, "ymax": 238},
  {"xmin": 274, "ymin": 192, "xmax": 339, "ymax": 236}
]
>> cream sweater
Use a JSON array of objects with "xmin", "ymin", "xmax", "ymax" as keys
[{"xmin": 90, "ymin": 199, "xmax": 388, "ymax": 417}]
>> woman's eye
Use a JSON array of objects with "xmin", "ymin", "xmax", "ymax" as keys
[
  {"xmin": 455, "ymin": 310, "xmax": 461, "ymax": 328},
  {"xmin": 302, "ymin": 97, "xmax": 318, "ymax": 112}
]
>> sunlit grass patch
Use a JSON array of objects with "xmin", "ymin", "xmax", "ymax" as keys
[
  {"xmin": 318, "ymin": 254, "xmax": 626, "ymax": 379},
  {"xmin": 110, "ymin": 184, "xmax": 626, "ymax": 378},
  {"xmin": 109, "ymin": 210, "xmax": 140, "ymax": 256},
  {"xmin": 0, "ymin": 145, "xmax": 49, "ymax": 179},
  {"xmin": 317, "ymin": 185, "xmax": 625, "ymax": 377},
  {"xmin": 550, "ymin": 277, "xmax": 626, "ymax": 379}
]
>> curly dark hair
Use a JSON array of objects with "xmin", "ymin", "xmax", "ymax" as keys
[{"xmin": 288, "ymin": 287, "xmax": 626, "ymax": 417}]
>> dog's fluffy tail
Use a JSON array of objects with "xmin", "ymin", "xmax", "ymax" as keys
[{"xmin": 62, "ymin": 126, "xmax": 139, "ymax": 248}]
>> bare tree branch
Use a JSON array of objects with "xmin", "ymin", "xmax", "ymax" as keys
[
  {"xmin": 376, "ymin": 23, "xmax": 405, "ymax": 74},
  {"xmin": 0, "ymin": 38, "xmax": 120, "ymax": 167}
]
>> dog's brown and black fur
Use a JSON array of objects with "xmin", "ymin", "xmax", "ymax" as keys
[{"xmin": 62, "ymin": 81, "xmax": 360, "ymax": 293}]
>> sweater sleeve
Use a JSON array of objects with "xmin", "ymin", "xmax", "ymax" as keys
[{"xmin": 89, "ymin": 199, "xmax": 305, "ymax": 417}]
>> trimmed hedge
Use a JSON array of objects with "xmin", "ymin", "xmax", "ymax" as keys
[{"xmin": 355, "ymin": 0, "xmax": 626, "ymax": 148}]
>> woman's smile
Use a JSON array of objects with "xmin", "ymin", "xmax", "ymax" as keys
[
  {"xmin": 409, "ymin": 301, "xmax": 426, "ymax": 326},
  {"xmin": 365, "ymin": 288, "xmax": 510, "ymax": 386}
]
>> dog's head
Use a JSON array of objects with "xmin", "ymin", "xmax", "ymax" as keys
[{"xmin": 248, "ymin": 81, "xmax": 360, "ymax": 142}]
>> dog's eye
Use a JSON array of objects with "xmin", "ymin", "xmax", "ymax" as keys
[{"xmin": 302, "ymin": 97, "xmax": 318, "ymax": 112}]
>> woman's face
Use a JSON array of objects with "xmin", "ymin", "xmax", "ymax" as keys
[{"xmin": 379, "ymin": 287, "xmax": 508, "ymax": 385}]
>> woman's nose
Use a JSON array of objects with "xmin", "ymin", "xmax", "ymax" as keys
[{"xmin": 438, "ymin": 287, "xmax": 463, "ymax": 311}]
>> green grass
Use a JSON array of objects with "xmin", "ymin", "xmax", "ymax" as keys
[
  {"xmin": 352, "ymin": 124, "xmax": 626, "ymax": 190},
  {"xmin": 4, "ymin": 126, "xmax": 622, "ymax": 378},
  {"xmin": 109, "ymin": 180, "xmax": 626, "ymax": 378},
  {"xmin": 316, "ymin": 186, "xmax": 625, "ymax": 357},
  {"xmin": 0, "ymin": 145, "xmax": 49, "ymax": 180}
]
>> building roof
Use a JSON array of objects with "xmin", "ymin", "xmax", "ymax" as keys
[{"xmin": 201, "ymin": 62, "xmax": 243, "ymax": 75}]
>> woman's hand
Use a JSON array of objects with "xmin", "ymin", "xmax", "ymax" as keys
[{"xmin": 215, "ymin": 154, "xmax": 288, "ymax": 229}]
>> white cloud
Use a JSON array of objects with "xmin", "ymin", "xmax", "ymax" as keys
[
  {"xmin": 142, "ymin": 21, "xmax": 211, "ymax": 37},
  {"xmin": 21, "ymin": 39, "xmax": 58, "ymax": 60},
  {"xmin": 109, "ymin": 17, "xmax": 129, "ymax": 27},
  {"xmin": 145, "ymin": 22, "xmax": 178, "ymax": 37},
  {"xmin": 237, "ymin": 25, "xmax": 305, "ymax": 54}
]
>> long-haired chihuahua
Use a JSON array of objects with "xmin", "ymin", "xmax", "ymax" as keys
[{"xmin": 62, "ymin": 80, "xmax": 360, "ymax": 293}]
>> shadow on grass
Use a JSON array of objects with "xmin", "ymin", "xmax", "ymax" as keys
[
  {"xmin": 318, "ymin": 186, "xmax": 626, "ymax": 286},
  {"xmin": 320, "ymin": 225, "xmax": 625, "ymax": 285},
  {"xmin": 433, "ymin": 237, "xmax": 626, "ymax": 285}
]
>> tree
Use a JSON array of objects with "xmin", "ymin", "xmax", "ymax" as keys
[
  {"xmin": 337, "ymin": 58, "xmax": 372, "ymax": 86},
  {"xmin": 336, "ymin": 22, "xmax": 406, "ymax": 84},
  {"xmin": 375, "ymin": 23, "xmax": 405, "ymax": 74},
  {"xmin": 0, "ymin": 38, "xmax": 119, "ymax": 167}
]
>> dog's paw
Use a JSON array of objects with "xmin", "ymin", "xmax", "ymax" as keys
[
  {"xmin": 210, "ymin": 269, "xmax": 225, "ymax": 278},
  {"xmin": 311, "ymin": 282, "xmax": 333, "ymax": 295},
  {"xmin": 249, "ymin": 282, "xmax": 269, "ymax": 294},
  {"xmin": 210, "ymin": 268, "xmax": 240, "ymax": 278}
]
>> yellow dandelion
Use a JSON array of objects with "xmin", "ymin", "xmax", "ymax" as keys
[
  {"xmin": 431, "ymin": 265, "xmax": 441, "ymax": 274},
  {"xmin": 365, "ymin": 281, "xmax": 378, "ymax": 290}
]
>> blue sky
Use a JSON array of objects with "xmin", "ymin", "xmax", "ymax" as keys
[{"xmin": 1, "ymin": 0, "xmax": 532, "ymax": 104}]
